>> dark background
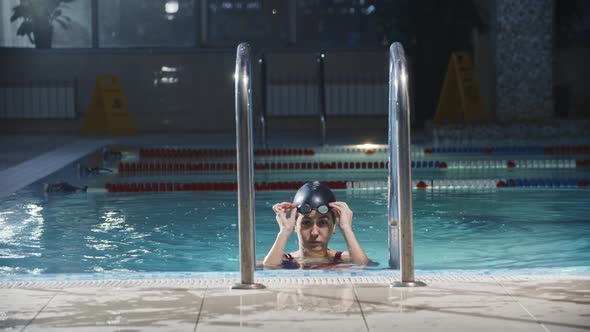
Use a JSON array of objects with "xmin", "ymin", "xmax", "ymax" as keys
[{"xmin": 0, "ymin": 0, "xmax": 588, "ymax": 134}]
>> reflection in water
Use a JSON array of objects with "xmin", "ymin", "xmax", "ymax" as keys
[
  {"xmin": 0, "ymin": 211, "xmax": 16, "ymax": 244},
  {"xmin": 275, "ymin": 287, "xmax": 355, "ymax": 312},
  {"xmin": 0, "ymin": 203, "xmax": 44, "ymax": 265},
  {"xmin": 87, "ymin": 211, "xmax": 129, "ymax": 251},
  {"xmin": 0, "ymin": 204, "xmax": 44, "ymax": 245},
  {"xmin": 25, "ymin": 204, "xmax": 44, "ymax": 245},
  {"xmin": 94, "ymin": 211, "xmax": 128, "ymax": 232}
]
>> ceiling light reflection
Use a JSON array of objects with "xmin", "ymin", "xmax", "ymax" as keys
[{"xmin": 165, "ymin": 0, "xmax": 179, "ymax": 14}]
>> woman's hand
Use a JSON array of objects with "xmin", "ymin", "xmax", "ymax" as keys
[
  {"xmin": 272, "ymin": 202, "xmax": 297, "ymax": 233},
  {"xmin": 328, "ymin": 201, "xmax": 370, "ymax": 265},
  {"xmin": 329, "ymin": 202, "xmax": 353, "ymax": 231},
  {"xmin": 264, "ymin": 202, "xmax": 298, "ymax": 267}
]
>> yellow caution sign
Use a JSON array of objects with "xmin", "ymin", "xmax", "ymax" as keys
[
  {"xmin": 81, "ymin": 74, "xmax": 137, "ymax": 136},
  {"xmin": 434, "ymin": 52, "xmax": 488, "ymax": 123}
]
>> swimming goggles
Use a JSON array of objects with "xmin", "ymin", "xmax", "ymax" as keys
[{"xmin": 297, "ymin": 204, "xmax": 330, "ymax": 214}]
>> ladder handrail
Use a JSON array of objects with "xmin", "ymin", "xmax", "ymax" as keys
[
  {"xmin": 388, "ymin": 42, "xmax": 425, "ymax": 287},
  {"xmin": 258, "ymin": 52, "xmax": 267, "ymax": 147},
  {"xmin": 317, "ymin": 52, "xmax": 327, "ymax": 146},
  {"xmin": 233, "ymin": 43, "xmax": 264, "ymax": 289}
]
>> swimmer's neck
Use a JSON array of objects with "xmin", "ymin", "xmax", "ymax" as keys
[{"xmin": 298, "ymin": 248, "xmax": 329, "ymax": 258}]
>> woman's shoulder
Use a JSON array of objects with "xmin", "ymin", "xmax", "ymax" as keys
[
  {"xmin": 331, "ymin": 250, "xmax": 351, "ymax": 262},
  {"xmin": 327, "ymin": 249, "xmax": 340, "ymax": 257}
]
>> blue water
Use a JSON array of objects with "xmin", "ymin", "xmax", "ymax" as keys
[{"xmin": 1, "ymin": 186, "xmax": 589, "ymax": 275}]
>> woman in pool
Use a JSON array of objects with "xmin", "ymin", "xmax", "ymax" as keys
[{"xmin": 263, "ymin": 181, "xmax": 370, "ymax": 269}]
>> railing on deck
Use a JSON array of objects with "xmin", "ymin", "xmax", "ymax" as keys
[
  {"xmin": 317, "ymin": 52, "xmax": 327, "ymax": 145},
  {"xmin": 235, "ymin": 43, "xmax": 424, "ymax": 286},
  {"xmin": 259, "ymin": 53, "xmax": 268, "ymax": 147},
  {"xmin": 388, "ymin": 43, "xmax": 426, "ymax": 287},
  {"xmin": 233, "ymin": 42, "xmax": 265, "ymax": 290},
  {"xmin": 260, "ymin": 50, "xmax": 388, "ymax": 145}
]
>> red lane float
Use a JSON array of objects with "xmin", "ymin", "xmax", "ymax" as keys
[
  {"xmin": 105, "ymin": 181, "xmax": 348, "ymax": 192},
  {"xmin": 138, "ymin": 148, "xmax": 316, "ymax": 159},
  {"xmin": 118, "ymin": 161, "xmax": 394, "ymax": 174},
  {"xmin": 119, "ymin": 159, "xmax": 590, "ymax": 174},
  {"xmin": 416, "ymin": 181, "xmax": 428, "ymax": 189}
]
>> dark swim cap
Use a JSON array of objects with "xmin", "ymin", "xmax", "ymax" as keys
[{"xmin": 292, "ymin": 181, "xmax": 336, "ymax": 214}]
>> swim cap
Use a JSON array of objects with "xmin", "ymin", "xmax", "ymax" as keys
[{"xmin": 292, "ymin": 181, "xmax": 336, "ymax": 214}]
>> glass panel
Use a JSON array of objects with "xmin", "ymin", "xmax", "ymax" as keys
[
  {"xmin": 205, "ymin": 0, "xmax": 289, "ymax": 47},
  {"xmin": 556, "ymin": 0, "xmax": 590, "ymax": 47},
  {"xmin": 99, "ymin": 0, "xmax": 195, "ymax": 47},
  {"xmin": 0, "ymin": 0, "xmax": 91, "ymax": 48},
  {"xmin": 297, "ymin": 0, "xmax": 384, "ymax": 48}
]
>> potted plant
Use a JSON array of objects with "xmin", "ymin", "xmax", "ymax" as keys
[{"xmin": 10, "ymin": 0, "xmax": 75, "ymax": 49}]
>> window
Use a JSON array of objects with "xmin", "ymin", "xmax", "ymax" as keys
[
  {"xmin": 297, "ymin": 0, "xmax": 384, "ymax": 48},
  {"xmin": 0, "ymin": 0, "xmax": 395, "ymax": 49},
  {"xmin": 204, "ymin": 0, "xmax": 290, "ymax": 47},
  {"xmin": 0, "ymin": 0, "xmax": 91, "ymax": 48},
  {"xmin": 99, "ymin": 0, "xmax": 195, "ymax": 47}
]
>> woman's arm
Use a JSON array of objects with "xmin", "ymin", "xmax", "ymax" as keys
[
  {"xmin": 329, "ymin": 202, "xmax": 370, "ymax": 265},
  {"xmin": 262, "ymin": 202, "xmax": 297, "ymax": 267}
]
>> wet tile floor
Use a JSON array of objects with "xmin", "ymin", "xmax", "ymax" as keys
[{"xmin": 0, "ymin": 276, "xmax": 588, "ymax": 331}]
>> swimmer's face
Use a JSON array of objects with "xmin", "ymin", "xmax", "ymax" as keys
[{"xmin": 296, "ymin": 210, "xmax": 336, "ymax": 252}]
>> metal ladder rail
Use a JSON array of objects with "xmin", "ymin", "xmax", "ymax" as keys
[
  {"xmin": 233, "ymin": 43, "xmax": 265, "ymax": 289},
  {"xmin": 388, "ymin": 42, "xmax": 426, "ymax": 287},
  {"xmin": 259, "ymin": 51, "xmax": 327, "ymax": 146},
  {"xmin": 317, "ymin": 52, "xmax": 327, "ymax": 146},
  {"xmin": 258, "ymin": 52, "xmax": 268, "ymax": 147}
]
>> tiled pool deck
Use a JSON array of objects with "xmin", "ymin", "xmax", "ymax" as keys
[
  {"xmin": 1, "ymin": 134, "xmax": 589, "ymax": 331},
  {"xmin": 1, "ymin": 274, "xmax": 589, "ymax": 331}
]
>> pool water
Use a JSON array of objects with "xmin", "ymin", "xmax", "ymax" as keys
[{"xmin": 1, "ymin": 187, "xmax": 589, "ymax": 275}]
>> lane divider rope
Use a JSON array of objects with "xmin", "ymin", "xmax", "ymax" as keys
[
  {"xmin": 117, "ymin": 159, "xmax": 589, "ymax": 174},
  {"xmin": 137, "ymin": 145, "xmax": 590, "ymax": 160},
  {"xmin": 139, "ymin": 148, "xmax": 315, "ymax": 159},
  {"xmin": 104, "ymin": 178, "xmax": 588, "ymax": 192},
  {"xmin": 105, "ymin": 181, "xmax": 347, "ymax": 192},
  {"xmin": 423, "ymin": 145, "xmax": 590, "ymax": 155}
]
